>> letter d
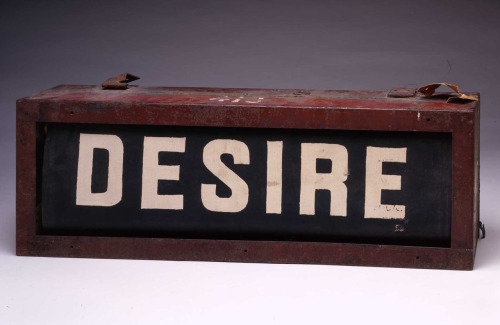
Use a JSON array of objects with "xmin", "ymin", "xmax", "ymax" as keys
[{"xmin": 76, "ymin": 134, "xmax": 124, "ymax": 206}]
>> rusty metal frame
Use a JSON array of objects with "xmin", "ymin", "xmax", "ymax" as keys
[{"xmin": 16, "ymin": 86, "xmax": 480, "ymax": 270}]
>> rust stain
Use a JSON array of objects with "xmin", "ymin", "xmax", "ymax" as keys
[
  {"xmin": 15, "ymin": 83, "xmax": 480, "ymax": 270},
  {"xmin": 418, "ymin": 83, "xmax": 478, "ymax": 103}
]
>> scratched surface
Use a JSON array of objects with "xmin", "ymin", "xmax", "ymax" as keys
[
  {"xmin": 16, "ymin": 84, "xmax": 479, "ymax": 269},
  {"xmin": 23, "ymin": 85, "xmax": 478, "ymax": 112}
]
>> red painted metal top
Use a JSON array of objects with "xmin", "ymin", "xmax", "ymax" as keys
[{"xmin": 23, "ymin": 85, "xmax": 478, "ymax": 112}]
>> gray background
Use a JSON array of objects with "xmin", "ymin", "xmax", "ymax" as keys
[{"xmin": 1, "ymin": 0, "xmax": 499, "ymax": 324}]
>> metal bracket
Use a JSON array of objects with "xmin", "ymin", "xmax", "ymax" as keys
[
  {"xmin": 102, "ymin": 73, "xmax": 140, "ymax": 90},
  {"xmin": 479, "ymin": 221, "xmax": 486, "ymax": 239},
  {"xmin": 388, "ymin": 87, "xmax": 417, "ymax": 98}
]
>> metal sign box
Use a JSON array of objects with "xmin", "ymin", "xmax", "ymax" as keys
[{"xmin": 16, "ymin": 81, "xmax": 480, "ymax": 270}]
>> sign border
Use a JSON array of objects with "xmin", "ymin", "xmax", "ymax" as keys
[{"xmin": 16, "ymin": 86, "xmax": 480, "ymax": 270}]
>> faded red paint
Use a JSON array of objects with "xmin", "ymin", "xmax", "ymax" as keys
[{"xmin": 16, "ymin": 85, "xmax": 480, "ymax": 270}]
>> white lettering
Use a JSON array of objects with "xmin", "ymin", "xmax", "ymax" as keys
[
  {"xmin": 141, "ymin": 137, "xmax": 186, "ymax": 210},
  {"xmin": 201, "ymin": 140, "xmax": 250, "ymax": 213},
  {"xmin": 76, "ymin": 134, "xmax": 123, "ymax": 206},
  {"xmin": 299, "ymin": 143, "xmax": 348, "ymax": 216},
  {"xmin": 266, "ymin": 141, "xmax": 283, "ymax": 214},
  {"xmin": 364, "ymin": 147, "xmax": 407, "ymax": 219}
]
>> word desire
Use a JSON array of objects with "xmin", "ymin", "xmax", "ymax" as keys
[{"xmin": 76, "ymin": 134, "xmax": 407, "ymax": 220}]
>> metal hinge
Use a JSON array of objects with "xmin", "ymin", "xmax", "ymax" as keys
[
  {"xmin": 387, "ymin": 87, "xmax": 417, "ymax": 98},
  {"xmin": 102, "ymin": 73, "xmax": 140, "ymax": 90}
]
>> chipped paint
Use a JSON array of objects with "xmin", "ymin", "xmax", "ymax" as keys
[
  {"xmin": 209, "ymin": 96, "xmax": 264, "ymax": 104},
  {"xmin": 16, "ymin": 84, "xmax": 480, "ymax": 270}
]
